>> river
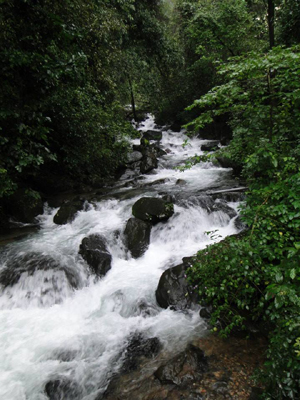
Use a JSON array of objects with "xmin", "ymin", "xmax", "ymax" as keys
[{"xmin": 0, "ymin": 115, "xmax": 241, "ymax": 399}]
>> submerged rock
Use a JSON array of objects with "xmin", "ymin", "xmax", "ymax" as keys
[
  {"xmin": 176, "ymin": 179, "xmax": 187, "ymax": 186},
  {"xmin": 0, "ymin": 252, "xmax": 79, "ymax": 289},
  {"xmin": 79, "ymin": 234, "xmax": 112, "ymax": 277},
  {"xmin": 124, "ymin": 218, "xmax": 152, "ymax": 258},
  {"xmin": 174, "ymin": 194, "xmax": 215, "ymax": 213},
  {"xmin": 213, "ymin": 200, "xmax": 237, "ymax": 219},
  {"xmin": 154, "ymin": 344, "xmax": 208, "ymax": 386},
  {"xmin": 132, "ymin": 197, "xmax": 174, "ymax": 224},
  {"xmin": 142, "ymin": 130, "xmax": 162, "ymax": 141},
  {"xmin": 45, "ymin": 378, "xmax": 80, "ymax": 400},
  {"xmin": 122, "ymin": 333, "xmax": 162, "ymax": 372},
  {"xmin": 53, "ymin": 198, "xmax": 86, "ymax": 225},
  {"xmin": 156, "ymin": 260, "xmax": 198, "ymax": 310}
]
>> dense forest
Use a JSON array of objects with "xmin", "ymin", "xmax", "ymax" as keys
[{"xmin": 1, "ymin": 0, "xmax": 300, "ymax": 398}]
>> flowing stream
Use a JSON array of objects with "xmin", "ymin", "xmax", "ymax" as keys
[{"xmin": 0, "ymin": 116, "xmax": 241, "ymax": 400}]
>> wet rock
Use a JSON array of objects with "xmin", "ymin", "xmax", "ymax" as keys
[
  {"xmin": 45, "ymin": 378, "xmax": 80, "ymax": 400},
  {"xmin": 132, "ymin": 197, "xmax": 174, "ymax": 224},
  {"xmin": 212, "ymin": 191, "xmax": 246, "ymax": 202},
  {"xmin": 127, "ymin": 161, "xmax": 141, "ymax": 171},
  {"xmin": 162, "ymin": 194, "xmax": 174, "ymax": 203},
  {"xmin": 156, "ymin": 148, "xmax": 167, "ymax": 157},
  {"xmin": 211, "ymin": 380, "xmax": 229, "ymax": 395},
  {"xmin": 53, "ymin": 198, "xmax": 86, "ymax": 225},
  {"xmin": 140, "ymin": 148, "xmax": 158, "ymax": 174},
  {"xmin": 79, "ymin": 234, "xmax": 112, "ymax": 277},
  {"xmin": 132, "ymin": 144, "xmax": 143, "ymax": 152},
  {"xmin": 216, "ymin": 156, "xmax": 242, "ymax": 176},
  {"xmin": 122, "ymin": 333, "xmax": 162, "ymax": 372},
  {"xmin": 142, "ymin": 130, "xmax": 163, "ymax": 141},
  {"xmin": 234, "ymin": 215, "xmax": 247, "ymax": 231},
  {"xmin": 132, "ymin": 300, "xmax": 160, "ymax": 318},
  {"xmin": 213, "ymin": 200, "xmax": 237, "ymax": 219},
  {"xmin": 127, "ymin": 151, "xmax": 143, "ymax": 164},
  {"xmin": 141, "ymin": 178, "xmax": 170, "ymax": 188},
  {"xmin": 6, "ymin": 189, "xmax": 43, "ymax": 223},
  {"xmin": 0, "ymin": 252, "xmax": 79, "ymax": 289},
  {"xmin": 154, "ymin": 344, "xmax": 208, "ymax": 386},
  {"xmin": 199, "ymin": 307, "xmax": 212, "ymax": 320},
  {"xmin": 156, "ymin": 262, "xmax": 198, "ymax": 310},
  {"xmin": 176, "ymin": 179, "xmax": 187, "ymax": 186},
  {"xmin": 175, "ymin": 195, "xmax": 215, "ymax": 213},
  {"xmin": 170, "ymin": 122, "xmax": 182, "ymax": 132},
  {"xmin": 220, "ymin": 136, "xmax": 230, "ymax": 146},
  {"xmin": 51, "ymin": 349, "xmax": 78, "ymax": 362},
  {"xmin": 201, "ymin": 141, "xmax": 220, "ymax": 152},
  {"xmin": 124, "ymin": 218, "xmax": 152, "ymax": 258}
]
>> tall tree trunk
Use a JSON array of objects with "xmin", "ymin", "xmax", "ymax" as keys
[
  {"xmin": 128, "ymin": 75, "xmax": 137, "ymax": 121},
  {"xmin": 267, "ymin": 0, "xmax": 275, "ymax": 49}
]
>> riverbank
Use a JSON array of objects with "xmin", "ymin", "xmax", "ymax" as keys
[{"xmin": 0, "ymin": 115, "xmax": 250, "ymax": 399}]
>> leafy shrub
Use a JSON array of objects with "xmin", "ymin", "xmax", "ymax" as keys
[{"xmin": 186, "ymin": 45, "xmax": 300, "ymax": 398}]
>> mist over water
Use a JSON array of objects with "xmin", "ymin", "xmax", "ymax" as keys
[{"xmin": 0, "ymin": 115, "xmax": 240, "ymax": 400}]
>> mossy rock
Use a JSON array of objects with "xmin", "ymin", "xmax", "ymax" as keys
[{"xmin": 132, "ymin": 197, "xmax": 174, "ymax": 224}]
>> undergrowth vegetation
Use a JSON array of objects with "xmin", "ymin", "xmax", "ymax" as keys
[{"xmin": 187, "ymin": 45, "xmax": 300, "ymax": 398}]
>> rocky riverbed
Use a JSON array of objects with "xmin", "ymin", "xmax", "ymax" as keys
[{"xmin": 0, "ymin": 115, "xmax": 262, "ymax": 400}]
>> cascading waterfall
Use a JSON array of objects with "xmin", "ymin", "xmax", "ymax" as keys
[{"xmin": 0, "ymin": 115, "xmax": 241, "ymax": 400}]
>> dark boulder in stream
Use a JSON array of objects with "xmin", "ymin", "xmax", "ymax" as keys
[
  {"xmin": 132, "ymin": 197, "xmax": 174, "ymax": 224},
  {"xmin": 140, "ymin": 147, "xmax": 158, "ymax": 174},
  {"xmin": 0, "ymin": 252, "xmax": 79, "ymax": 289},
  {"xmin": 122, "ymin": 333, "xmax": 162, "ymax": 372},
  {"xmin": 79, "ymin": 234, "xmax": 112, "ymax": 277},
  {"xmin": 124, "ymin": 218, "xmax": 152, "ymax": 258},
  {"xmin": 234, "ymin": 215, "xmax": 247, "ymax": 231},
  {"xmin": 156, "ymin": 258, "xmax": 198, "ymax": 310},
  {"xmin": 45, "ymin": 378, "xmax": 81, "ymax": 400},
  {"xmin": 213, "ymin": 199, "xmax": 237, "ymax": 219},
  {"xmin": 53, "ymin": 198, "xmax": 86, "ymax": 225},
  {"xmin": 142, "ymin": 130, "xmax": 162, "ymax": 141},
  {"xmin": 154, "ymin": 344, "xmax": 208, "ymax": 386},
  {"xmin": 126, "ymin": 151, "xmax": 143, "ymax": 164}
]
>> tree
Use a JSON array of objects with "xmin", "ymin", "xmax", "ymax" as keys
[{"xmin": 0, "ymin": 0, "xmax": 137, "ymax": 196}]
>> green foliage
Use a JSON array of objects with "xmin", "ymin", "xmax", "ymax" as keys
[
  {"xmin": 0, "ymin": 0, "xmax": 138, "ymax": 197},
  {"xmin": 188, "ymin": 169, "xmax": 300, "ymax": 396},
  {"xmin": 150, "ymin": 0, "xmax": 265, "ymax": 124},
  {"xmin": 277, "ymin": 0, "xmax": 300, "ymax": 46},
  {"xmin": 186, "ymin": 44, "xmax": 300, "ymax": 398},
  {"xmin": 186, "ymin": 45, "xmax": 300, "ymax": 171}
]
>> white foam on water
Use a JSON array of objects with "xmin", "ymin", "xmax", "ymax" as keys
[{"xmin": 0, "ymin": 115, "xmax": 239, "ymax": 400}]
